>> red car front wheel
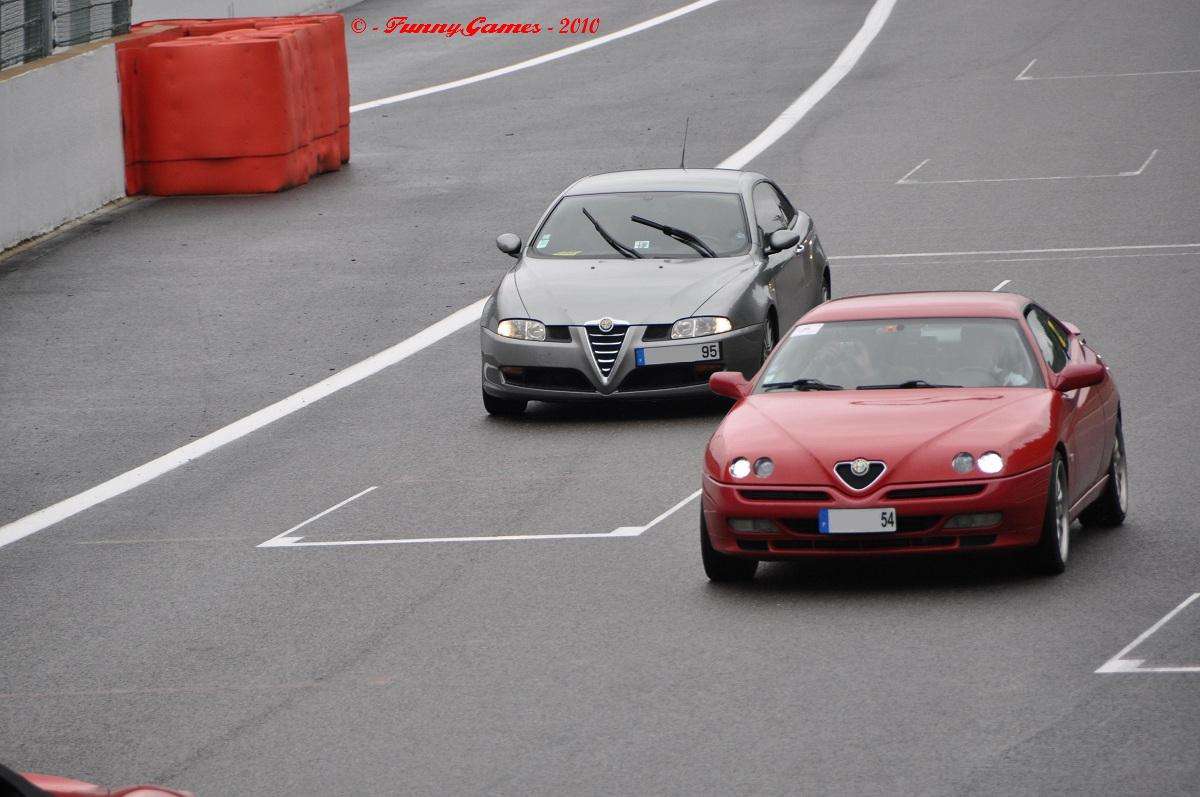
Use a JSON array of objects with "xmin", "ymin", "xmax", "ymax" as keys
[
  {"xmin": 701, "ymin": 511, "xmax": 758, "ymax": 582},
  {"xmin": 1029, "ymin": 453, "xmax": 1070, "ymax": 575}
]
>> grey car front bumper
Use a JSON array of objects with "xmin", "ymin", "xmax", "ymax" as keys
[{"xmin": 481, "ymin": 323, "xmax": 765, "ymax": 402}]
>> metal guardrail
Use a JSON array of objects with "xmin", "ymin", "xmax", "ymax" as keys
[{"xmin": 1, "ymin": 0, "xmax": 131, "ymax": 70}]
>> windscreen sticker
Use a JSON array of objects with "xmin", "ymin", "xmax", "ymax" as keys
[
  {"xmin": 791, "ymin": 323, "xmax": 823, "ymax": 336},
  {"xmin": 536, "ymin": 234, "xmax": 551, "ymax": 249},
  {"xmin": 551, "ymin": 250, "xmax": 581, "ymax": 256},
  {"xmin": 633, "ymin": 240, "xmax": 651, "ymax": 249}
]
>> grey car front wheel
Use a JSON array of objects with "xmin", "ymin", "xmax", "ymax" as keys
[{"xmin": 761, "ymin": 319, "xmax": 777, "ymax": 364}]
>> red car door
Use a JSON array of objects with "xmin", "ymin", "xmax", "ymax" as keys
[
  {"xmin": 1026, "ymin": 306, "xmax": 1107, "ymax": 502},
  {"xmin": 1065, "ymin": 331, "xmax": 1109, "ymax": 492}
]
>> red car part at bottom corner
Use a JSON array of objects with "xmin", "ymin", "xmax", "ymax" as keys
[{"xmin": 1, "ymin": 763, "xmax": 192, "ymax": 797}]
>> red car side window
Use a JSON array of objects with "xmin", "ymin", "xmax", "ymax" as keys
[{"xmin": 1025, "ymin": 306, "xmax": 1069, "ymax": 373}]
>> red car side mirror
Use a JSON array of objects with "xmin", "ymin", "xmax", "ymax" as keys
[
  {"xmin": 1053, "ymin": 362, "xmax": 1105, "ymax": 392},
  {"xmin": 709, "ymin": 371, "xmax": 751, "ymax": 400}
]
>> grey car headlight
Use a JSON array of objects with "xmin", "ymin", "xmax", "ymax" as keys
[
  {"xmin": 670, "ymin": 316, "xmax": 732, "ymax": 339},
  {"xmin": 497, "ymin": 319, "xmax": 547, "ymax": 341}
]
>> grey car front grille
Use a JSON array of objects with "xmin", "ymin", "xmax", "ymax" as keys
[{"xmin": 586, "ymin": 325, "xmax": 628, "ymax": 376}]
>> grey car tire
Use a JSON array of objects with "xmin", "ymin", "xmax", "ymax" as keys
[
  {"xmin": 760, "ymin": 318, "xmax": 777, "ymax": 365},
  {"xmin": 482, "ymin": 387, "xmax": 527, "ymax": 416}
]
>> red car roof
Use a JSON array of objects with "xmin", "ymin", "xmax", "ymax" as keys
[{"xmin": 802, "ymin": 291, "xmax": 1030, "ymax": 323}]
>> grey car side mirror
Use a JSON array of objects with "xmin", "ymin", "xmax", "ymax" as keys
[
  {"xmin": 764, "ymin": 229, "xmax": 801, "ymax": 255},
  {"xmin": 496, "ymin": 233, "xmax": 522, "ymax": 258}
]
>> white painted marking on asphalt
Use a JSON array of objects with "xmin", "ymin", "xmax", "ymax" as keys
[
  {"xmin": 895, "ymin": 150, "xmax": 1159, "ymax": 184},
  {"xmin": 857, "ymin": 251, "xmax": 1200, "ymax": 269},
  {"xmin": 259, "ymin": 490, "xmax": 701, "ymax": 548},
  {"xmin": 1123, "ymin": 148, "xmax": 1158, "ymax": 176},
  {"xmin": 349, "ymin": 0, "xmax": 725, "ymax": 113},
  {"xmin": 257, "ymin": 486, "xmax": 378, "ymax": 548},
  {"xmin": 718, "ymin": 0, "xmax": 899, "ymax": 169},
  {"xmin": 3, "ymin": 0, "xmax": 895, "ymax": 546},
  {"xmin": 894, "ymin": 158, "xmax": 930, "ymax": 185},
  {"xmin": 1014, "ymin": 59, "xmax": 1038, "ymax": 80},
  {"xmin": 829, "ymin": 243, "xmax": 1200, "ymax": 260},
  {"xmin": 1016, "ymin": 58, "xmax": 1200, "ymax": 81},
  {"xmin": 1096, "ymin": 593, "xmax": 1200, "ymax": 674},
  {"xmin": 0, "ymin": 300, "xmax": 484, "ymax": 550},
  {"xmin": 991, "ymin": 279, "xmax": 1011, "ymax": 291}
]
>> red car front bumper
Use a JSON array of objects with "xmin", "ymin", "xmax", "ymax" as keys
[{"xmin": 702, "ymin": 463, "xmax": 1052, "ymax": 558}]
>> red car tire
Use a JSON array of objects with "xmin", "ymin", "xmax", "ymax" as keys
[
  {"xmin": 1080, "ymin": 417, "xmax": 1128, "ymax": 528},
  {"xmin": 1030, "ymin": 453, "xmax": 1070, "ymax": 575},
  {"xmin": 701, "ymin": 511, "xmax": 758, "ymax": 582}
]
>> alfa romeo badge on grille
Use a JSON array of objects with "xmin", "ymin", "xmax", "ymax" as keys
[
  {"xmin": 598, "ymin": 317, "xmax": 614, "ymax": 332},
  {"xmin": 850, "ymin": 458, "xmax": 870, "ymax": 477}
]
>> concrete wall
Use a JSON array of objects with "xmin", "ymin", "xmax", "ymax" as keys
[
  {"xmin": 0, "ymin": 43, "xmax": 126, "ymax": 251},
  {"xmin": 131, "ymin": 0, "xmax": 356, "ymax": 23}
]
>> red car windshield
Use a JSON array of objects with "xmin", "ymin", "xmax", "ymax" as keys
[{"xmin": 758, "ymin": 317, "xmax": 1044, "ymax": 391}]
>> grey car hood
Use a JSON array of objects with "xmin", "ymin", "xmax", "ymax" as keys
[{"xmin": 512, "ymin": 256, "xmax": 756, "ymax": 326}]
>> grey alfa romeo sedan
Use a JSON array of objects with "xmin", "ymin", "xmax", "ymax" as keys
[{"xmin": 480, "ymin": 168, "xmax": 831, "ymax": 415}]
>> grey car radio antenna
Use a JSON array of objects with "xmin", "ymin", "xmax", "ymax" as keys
[{"xmin": 679, "ymin": 117, "xmax": 690, "ymax": 169}]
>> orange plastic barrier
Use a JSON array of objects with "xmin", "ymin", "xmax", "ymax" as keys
[{"xmin": 116, "ymin": 15, "xmax": 350, "ymax": 195}]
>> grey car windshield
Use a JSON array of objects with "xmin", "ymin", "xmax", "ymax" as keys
[
  {"xmin": 757, "ymin": 317, "xmax": 1045, "ymax": 391},
  {"xmin": 528, "ymin": 192, "xmax": 751, "ymax": 259}
]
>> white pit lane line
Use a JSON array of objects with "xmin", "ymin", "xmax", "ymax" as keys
[
  {"xmin": 259, "ymin": 490, "xmax": 701, "ymax": 548},
  {"xmin": 1096, "ymin": 593, "xmax": 1200, "ymax": 674},
  {"xmin": 829, "ymin": 242, "xmax": 1200, "ymax": 262},
  {"xmin": 0, "ymin": 0, "xmax": 899, "ymax": 550},
  {"xmin": 1016, "ymin": 58, "xmax": 1200, "ymax": 81},
  {"xmin": 895, "ymin": 149, "xmax": 1158, "ymax": 185}
]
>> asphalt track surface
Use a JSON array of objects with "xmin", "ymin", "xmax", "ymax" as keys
[{"xmin": 2, "ymin": 0, "xmax": 1199, "ymax": 793}]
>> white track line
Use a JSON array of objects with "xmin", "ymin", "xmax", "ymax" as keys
[
  {"xmin": 1016, "ymin": 58, "xmax": 1200, "ymax": 81},
  {"xmin": 836, "ymin": 251, "xmax": 1200, "ymax": 268},
  {"xmin": 1096, "ymin": 593, "xmax": 1200, "ymax": 674},
  {"xmin": 257, "ymin": 486, "xmax": 378, "ymax": 548},
  {"xmin": 350, "ymin": 0, "xmax": 724, "ymax": 113},
  {"xmin": 991, "ymin": 279, "xmax": 1011, "ymax": 291},
  {"xmin": 0, "ymin": 301, "xmax": 483, "ymax": 550},
  {"xmin": 829, "ymin": 243, "xmax": 1200, "ymax": 260},
  {"xmin": 1, "ymin": 0, "xmax": 899, "ymax": 548},
  {"xmin": 894, "ymin": 158, "xmax": 930, "ymax": 184},
  {"xmin": 895, "ymin": 149, "xmax": 1158, "ymax": 184},
  {"xmin": 718, "ymin": 0, "xmax": 898, "ymax": 169},
  {"xmin": 260, "ymin": 489, "xmax": 702, "ymax": 548}
]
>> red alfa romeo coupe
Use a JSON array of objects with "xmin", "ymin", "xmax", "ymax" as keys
[{"xmin": 702, "ymin": 291, "xmax": 1127, "ymax": 581}]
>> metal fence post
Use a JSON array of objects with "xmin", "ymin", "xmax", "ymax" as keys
[
  {"xmin": 22, "ymin": 0, "xmax": 53, "ymax": 58},
  {"xmin": 65, "ymin": 0, "xmax": 89, "ymax": 47},
  {"xmin": 113, "ymin": 0, "xmax": 129, "ymax": 30}
]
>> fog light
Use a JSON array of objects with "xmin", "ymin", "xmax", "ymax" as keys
[
  {"xmin": 945, "ymin": 512, "xmax": 1002, "ymax": 529},
  {"xmin": 753, "ymin": 457, "xmax": 774, "ymax": 477},
  {"xmin": 729, "ymin": 458, "xmax": 752, "ymax": 479},
  {"xmin": 728, "ymin": 517, "xmax": 775, "ymax": 533},
  {"xmin": 951, "ymin": 452, "xmax": 975, "ymax": 474}
]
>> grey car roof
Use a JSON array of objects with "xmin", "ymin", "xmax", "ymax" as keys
[{"xmin": 564, "ymin": 168, "xmax": 763, "ymax": 195}]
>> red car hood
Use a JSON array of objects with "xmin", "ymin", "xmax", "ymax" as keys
[{"xmin": 707, "ymin": 388, "xmax": 1058, "ymax": 490}]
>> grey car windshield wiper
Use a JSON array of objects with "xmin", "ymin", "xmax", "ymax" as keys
[
  {"xmin": 760, "ymin": 377, "xmax": 843, "ymax": 392},
  {"xmin": 857, "ymin": 379, "xmax": 961, "ymax": 389},
  {"xmin": 630, "ymin": 214, "xmax": 716, "ymax": 257},
  {"xmin": 581, "ymin": 207, "xmax": 641, "ymax": 259}
]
